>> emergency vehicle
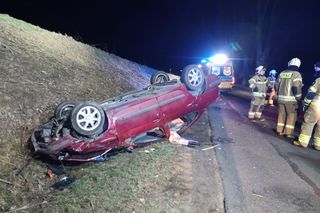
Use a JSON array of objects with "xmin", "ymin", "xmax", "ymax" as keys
[{"xmin": 199, "ymin": 54, "xmax": 235, "ymax": 89}]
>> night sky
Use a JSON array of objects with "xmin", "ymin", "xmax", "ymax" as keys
[{"xmin": 1, "ymin": 0, "xmax": 320, "ymax": 85}]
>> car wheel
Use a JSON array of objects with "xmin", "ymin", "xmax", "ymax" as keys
[
  {"xmin": 54, "ymin": 100, "xmax": 77, "ymax": 119},
  {"xmin": 181, "ymin": 64, "xmax": 205, "ymax": 91},
  {"xmin": 71, "ymin": 102, "xmax": 106, "ymax": 136},
  {"xmin": 150, "ymin": 71, "xmax": 170, "ymax": 84}
]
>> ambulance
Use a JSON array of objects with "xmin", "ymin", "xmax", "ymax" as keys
[{"xmin": 199, "ymin": 53, "xmax": 235, "ymax": 90}]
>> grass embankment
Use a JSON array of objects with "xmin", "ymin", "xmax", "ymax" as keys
[
  {"xmin": 0, "ymin": 14, "xmax": 195, "ymax": 212},
  {"xmin": 2, "ymin": 143, "xmax": 188, "ymax": 212}
]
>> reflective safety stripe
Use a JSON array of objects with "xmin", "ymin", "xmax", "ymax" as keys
[
  {"xmin": 304, "ymin": 99, "xmax": 312, "ymax": 104},
  {"xmin": 293, "ymin": 78, "xmax": 302, "ymax": 82},
  {"xmin": 277, "ymin": 123, "xmax": 285, "ymax": 127},
  {"xmin": 255, "ymin": 112, "xmax": 262, "ymax": 118},
  {"xmin": 256, "ymin": 81, "xmax": 267, "ymax": 84},
  {"xmin": 249, "ymin": 84, "xmax": 255, "ymax": 88},
  {"xmin": 314, "ymin": 137, "xmax": 320, "ymax": 146},
  {"xmin": 309, "ymin": 86, "xmax": 317, "ymax": 92},
  {"xmin": 253, "ymin": 92, "xmax": 265, "ymax": 97},
  {"xmin": 295, "ymin": 94, "xmax": 302, "ymax": 97},
  {"xmin": 248, "ymin": 112, "xmax": 255, "ymax": 119},
  {"xmin": 278, "ymin": 95, "xmax": 296, "ymax": 101},
  {"xmin": 285, "ymin": 125, "xmax": 294, "ymax": 129},
  {"xmin": 298, "ymin": 134, "xmax": 311, "ymax": 145},
  {"xmin": 280, "ymin": 72, "xmax": 293, "ymax": 78}
]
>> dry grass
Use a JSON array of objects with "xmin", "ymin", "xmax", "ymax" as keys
[
  {"xmin": 1, "ymin": 142, "xmax": 189, "ymax": 213},
  {"xmin": 0, "ymin": 13, "xmax": 167, "ymax": 211}
]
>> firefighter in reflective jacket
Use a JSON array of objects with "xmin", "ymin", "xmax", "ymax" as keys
[
  {"xmin": 276, "ymin": 58, "xmax": 303, "ymax": 138},
  {"xmin": 266, "ymin": 69, "xmax": 277, "ymax": 106},
  {"xmin": 248, "ymin": 65, "xmax": 267, "ymax": 119},
  {"xmin": 293, "ymin": 62, "xmax": 320, "ymax": 150}
]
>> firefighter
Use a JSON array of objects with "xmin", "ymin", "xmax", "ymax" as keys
[
  {"xmin": 276, "ymin": 58, "xmax": 303, "ymax": 138},
  {"xmin": 248, "ymin": 65, "xmax": 268, "ymax": 120},
  {"xmin": 293, "ymin": 62, "xmax": 320, "ymax": 150},
  {"xmin": 266, "ymin": 69, "xmax": 277, "ymax": 106}
]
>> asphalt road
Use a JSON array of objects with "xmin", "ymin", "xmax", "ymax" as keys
[{"xmin": 208, "ymin": 90, "xmax": 320, "ymax": 213}]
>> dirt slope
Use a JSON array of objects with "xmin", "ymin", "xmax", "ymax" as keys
[
  {"xmin": 0, "ymin": 13, "xmax": 159, "ymax": 206},
  {"xmin": 0, "ymin": 14, "xmax": 157, "ymax": 157},
  {"xmin": 0, "ymin": 14, "xmax": 225, "ymax": 213}
]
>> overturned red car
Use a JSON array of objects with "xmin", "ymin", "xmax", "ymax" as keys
[{"xmin": 31, "ymin": 64, "xmax": 220, "ymax": 161}]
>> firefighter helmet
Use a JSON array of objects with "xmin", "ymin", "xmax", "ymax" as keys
[
  {"xmin": 288, "ymin": 58, "xmax": 301, "ymax": 68},
  {"xmin": 256, "ymin": 65, "xmax": 266, "ymax": 75},
  {"xmin": 269, "ymin": 69, "xmax": 277, "ymax": 76}
]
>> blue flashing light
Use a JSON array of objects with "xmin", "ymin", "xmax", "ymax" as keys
[{"xmin": 209, "ymin": 54, "xmax": 228, "ymax": 65}]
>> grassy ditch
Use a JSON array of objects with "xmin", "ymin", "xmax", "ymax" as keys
[
  {"xmin": 0, "ymin": 13, "xmax": 161, "ymax": 212},
  {"xmin": 1, "ymin": 142, "xmax": 191, "ymax": 212},
  {"xmin": 0, "ymin": 14, "xmax": 199, "ymax": 213}
]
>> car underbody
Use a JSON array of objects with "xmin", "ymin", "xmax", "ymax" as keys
[{"xmin": 31, "ymin": 65, "xmax": 220, "ymax": 161}]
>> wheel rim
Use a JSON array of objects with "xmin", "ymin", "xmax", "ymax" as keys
[
  {"xmin": 187, "ymin": 68, "xmax": 202, "ymax": 87},
  {"xmin": 76, "ymin": 106, "xmax": 101, "ymax": 131}
]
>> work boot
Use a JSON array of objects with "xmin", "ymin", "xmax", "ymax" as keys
[
  {"xmin": 314, "ymin": 145, "xmax": 320, "ymax": 151},
  {"xmin": 293, "ymin": 140, "xmax": 307, "ymax": 148},
  {"xmin": 277, "ymin": 132, "xmax": 285, "ymax": 136},
  {"xmin": 286, "ymin": 135, "xmax": 295, "ymax": 139}
]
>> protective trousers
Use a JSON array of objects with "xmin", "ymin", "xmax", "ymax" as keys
[
  {"xmin": 277, "ymin": 103, "xmax": 298, "ymax": 136},
  {"xmin": 298, "ymin": 107, "xmax": 320, "ymax": 150},
  {"xmin": 268, "ymin": 89, "xmax": 276, "ymax": 105},
  {"xmin": 248, "ymin": 97, "xmax": 265, "ymax": 119}
]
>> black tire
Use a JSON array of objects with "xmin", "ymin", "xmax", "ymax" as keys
[
  {"xmin": 181, "ymin": 64, "xmax": 205, "ymax": 91},
  {"xmin": 71, "ymin": 102, "xmax": 106, "ymax": 136},
  {"xmin": 54, "ymin": 100, "xmax": 77, "ymax": 119},
  {"xmin": 150, "ymin": 71, "xmax": 170, "ymax": 84}
]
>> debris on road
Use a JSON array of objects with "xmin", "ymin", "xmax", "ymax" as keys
[
  {"xmin": 51, "ymin": 176, "xmax": 76, "ymax": 190},
  {"xmin": 47, "ymin": 169, "xmax": 53, "ymax": 180},
  {"xmin": 169, "ymin": 131, "xmax": 199, "ymax": 146},
  {"xmin": 201, "ymin": 144, "xmax": 220, "ymax": 151},
  {"xmin": 47, "ymin": 163, "xmax": 65, "ymax": 175},
  {"xmin": 169, "ymin": 118, "xmax": 185, "ymax": 131},
  {"xmin": 252, "ymin": 193, "xmax": 264, "ymax": 198}
]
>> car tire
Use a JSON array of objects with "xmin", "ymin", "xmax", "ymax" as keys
[
  {"xmin": 71, "ymin": 102, "xmax": 106, "ymax": 137},
  {"xmin": 181, "ymin": 64, "xmax": 205, "ymax": 91},
  {"xmin": 150, "ymin": 71, "xmax": 170, "ymax": 84},
  {"xmin": 54, "ymin": 100, "xmax": 77, "ymax": 119}
]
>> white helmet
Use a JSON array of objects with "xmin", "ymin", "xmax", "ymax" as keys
[
  {"xmin": 256, "ymin": 65, "xmax": 265, "ymax": 74},
  {"xmin": 288, "ymin": 57, "xmax": 301, "ymax": 67}
]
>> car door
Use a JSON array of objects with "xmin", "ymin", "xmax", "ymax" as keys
[
  {"xmin": 114, "ymin": 93, "xmax": 161, "ymax": 140},
  {"xmin": 155, "ymin": 84, "xmax": 196, "ymax": 124}
]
